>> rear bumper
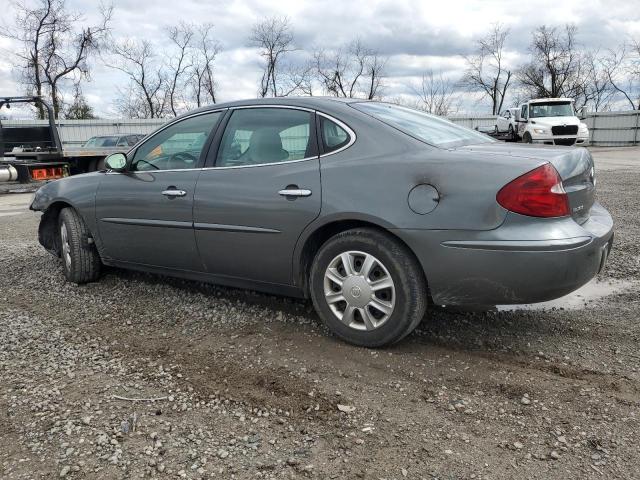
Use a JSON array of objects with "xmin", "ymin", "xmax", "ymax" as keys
[{"xmin": 394, "ymin": 202, "xmax": 614, "ymax": 305}]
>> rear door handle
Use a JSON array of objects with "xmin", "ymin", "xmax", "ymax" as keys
[
  {"xmin": 162, "ymin": 189, "xmax": 187, "ymax": 198},
  {"xmin": 278, "ymin": 188, "xmax": 312, "ymax": 197}
]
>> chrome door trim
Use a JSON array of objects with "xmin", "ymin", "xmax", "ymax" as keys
[
  {"xmin": 231, "ymin": 104, "xmax": 315, "ymax": 113},
  {"xmin": 201, "ymin": 156, "xmax": 318, "ymax": 171}
]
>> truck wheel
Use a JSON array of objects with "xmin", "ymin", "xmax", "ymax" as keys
[
  {"xmin": 309, "ymin": 228, "xmax": 427, "ymax": 347},
  {"xmin": 58, "ymin": 208, "xmax": 101, "ymax": 284},
  {"xmin": 508, "ymin": 124, "xmax": 515, "ymax": 140},
  {"xmin": 523, "ymin": 132, "xmax": 533, "ymax": 143}
]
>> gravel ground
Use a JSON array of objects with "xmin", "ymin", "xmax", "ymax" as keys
[{"xmin": 1, "ymin": 149, "xmax": 639, "ymax": 479}]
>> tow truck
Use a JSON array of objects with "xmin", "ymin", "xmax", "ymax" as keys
[{"xmin": 0, "ymin": 96, "xmax": 123, "ymax": 185}]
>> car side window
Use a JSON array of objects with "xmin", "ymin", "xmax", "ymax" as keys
[
  {"xmin": 320, "ymin": 117, "xmax": 350, "ymax": 154},
  {"xmin": 131, "ymin": 112, "xmax": 222, "ymax": 171},
  {"xmin": 116, "ymin": 137, "xmax": 129, "ymax": 147},
  {"xmin": 216, "ymin": 108, "xmax": 314, "ymax": 167}
]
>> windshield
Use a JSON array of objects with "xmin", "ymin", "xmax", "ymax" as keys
[
  {"xmin": 530, "ymin": 102, "xmax": 574, "ymax": 118},
  {"xmin": 352, "ymin": 102, "xmax": 493, "ymax": 148},
  {"xmin": 83, "ymin": 136, "xmax": 119, "ymax": 147}
]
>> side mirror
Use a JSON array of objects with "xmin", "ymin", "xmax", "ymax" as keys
[{"xmin": 104, "ymin": 153, "xmax": 127, "ymax": 171}]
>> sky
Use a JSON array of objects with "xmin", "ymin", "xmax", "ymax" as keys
[{"xmin": 1, "ymin": 0, "xmax": 639, "ymax": 117}]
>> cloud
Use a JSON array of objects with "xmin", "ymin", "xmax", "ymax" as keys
[{"xmin": 1, "ymin": 0, "xmax": 638, "ymax": 115}]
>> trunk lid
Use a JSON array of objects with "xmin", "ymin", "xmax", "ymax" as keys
[{"xmin": 458, "ymin": 143, "xmax": 596, "ymax": 223}]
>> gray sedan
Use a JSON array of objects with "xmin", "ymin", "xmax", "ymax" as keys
[{"xmin": 30, "ymin": 98, "xmax": 613, "ymax": 347}]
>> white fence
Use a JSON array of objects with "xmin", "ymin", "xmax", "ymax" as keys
[
  {"xmin": 3, "ymin": 110, "xmax": 639, "ymax": 147},
  {"xmin": 3, "ymin": 118, "xmax": 167, "ymax": 146},
  {"xmin": 581, "ymin": 111, "xmax": 640, "ymax": 147},
  {"xmin": 447, "ymin": 114, "xmax": 499, "ymax": 130}
]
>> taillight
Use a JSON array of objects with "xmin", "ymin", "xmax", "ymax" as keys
[{"xmin": 496, "ymin": 163, "xmax": 569, "ymax": 218}]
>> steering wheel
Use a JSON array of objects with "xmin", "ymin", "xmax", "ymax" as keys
[{"xmin": 168, "ymin": 152, "xmax": 198, "ymax": 170}]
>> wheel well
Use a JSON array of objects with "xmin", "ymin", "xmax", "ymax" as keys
[
  {"xmin": 38, "ymin": 201, "xmax": 72, "ymax": 255},
  {"xmin": 297, "ymin": 220, "xmax": 427, "ymax": 297}
]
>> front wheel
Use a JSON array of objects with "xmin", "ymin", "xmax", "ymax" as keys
[
  {"xmin": 310, "ymin": 228, "xmax": 427, "ymax": 347},
  {"xmin": 58, "ymin": 207, "xmax": 101, "ymax": 284},
  {"xmin": 508, "ymin": 124, "xmax": 515, "ymax": 140},
  {"xmin": 523, "ymin": 132, "xmax": 533, "ymax": 143}
]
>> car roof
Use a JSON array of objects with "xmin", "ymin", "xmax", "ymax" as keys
[{"xmin": 184, "ymin": 96, "xmax": 368, "ymax": 118}]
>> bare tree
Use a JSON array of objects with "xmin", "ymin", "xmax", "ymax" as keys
[
  {"xmin": 248, "ymin": 16, "xmax": 295, "ymax": 97},
  {"xmin": 582, "ymin": 50, "xmax": 614, "ymax": 112},
  {"xmin": 166, "ymin": 22, "xmax": 194, "ymax": 116},
  {"xmin": 462, "ymin": 23, "xmax": 512, "ymax": 115},
  {"xmin": 518, "ymin": 25, "xmax": 588, "ymax": 101},
  {"xmin": 4, "ymin": 0, "xmax": 112, "ymax": 118},
  {"xmin": 411, "ymin": 70, "xmax": 457, "ymax": 116},
  {"xmin": 190, "ymin": 23, "xmax": 220, "ymax": 107},
  {"xmin": 108, "ymin": 39, "xmax": 167, "ymax": 118},
  {"xmin": 603, "ymin": 40, "xmax": 640, "ymax": 110},
  {"xmin": 279, "ymin": 60, "xmax": 315, "ymax": 96},
  {"xmin": 314, "ymin": 39, "xmax": 387, "ymax": 99}
]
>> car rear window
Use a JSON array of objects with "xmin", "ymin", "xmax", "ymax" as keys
[
  {"xmin": 352, "ymin": 102, "xmax": 493, "ymax": 148},
  {"xmin": 320, "ymin": 117, "xmax": 350, "ymax": 153}
]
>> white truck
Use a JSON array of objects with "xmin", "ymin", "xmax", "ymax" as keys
[{"xmin": 515, "ymin": 98, "xmax": 589, "ymax": 146}]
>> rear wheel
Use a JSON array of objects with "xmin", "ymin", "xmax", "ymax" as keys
[
  {"xmin": 310, "ymin": 228, "xmax": 427, "ymax": 347},
  {"xmin": 58, "ymin": 208, "xmax": 101, "ymax": 284}
]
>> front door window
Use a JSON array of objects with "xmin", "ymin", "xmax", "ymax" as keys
[{"xmin": 131, "ymin": 112, "xmax": 222, "ymax": 171}]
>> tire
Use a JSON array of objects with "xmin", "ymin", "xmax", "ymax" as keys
[
  {"xmin": 523, "ymin": 132, "xmax": 533, "ymax": 143},
  {"xmin": 508, "ymin": 124, "xmax": 515, "ymax": 140},
  {"xmin": 494, "ymin": 125, "xmax": 499, "ymax": 134},
  {"xmin": 309, "ymin": 228, "xmax": 427, "ymax": 347},
  {"xmin": 58, "ymin": 207, "xmax": 101, "ymax": 284}
]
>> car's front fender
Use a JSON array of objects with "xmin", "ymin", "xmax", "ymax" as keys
[{"xmin": 30, "ymin": 173, "xmax": 103, "ymax": 254}]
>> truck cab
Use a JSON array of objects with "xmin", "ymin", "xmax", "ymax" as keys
[{"xmin": 516, "ymin": 98, "xmax": 589, "ymax": 146}]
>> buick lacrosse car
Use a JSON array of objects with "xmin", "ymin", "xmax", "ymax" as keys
[{"xmin": 31, "ymin": 98, "xmax": 614, "ymax": 347}]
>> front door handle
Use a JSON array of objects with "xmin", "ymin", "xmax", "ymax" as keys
[
  {"xmin": 162, "ymin": 189, "xmax": 187, "ymax": 198},
  {"xmin": 278, "ymin": 188, "xmax": 312, "ymax": 198}
]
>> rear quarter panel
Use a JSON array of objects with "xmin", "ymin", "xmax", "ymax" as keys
[{"xmin": 315, "ymin": 107, "xmax": 547, "ymax": 231}]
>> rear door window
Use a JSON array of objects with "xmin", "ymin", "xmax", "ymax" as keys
[
  {"xmin": 215, "ymin": 108, "xmax": 316, "ymax": 167},
  {"xmin": 320, "ymin": 116, "xmax": 351, "ymax": 154}
]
